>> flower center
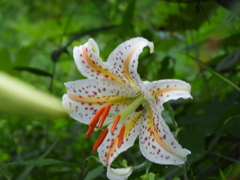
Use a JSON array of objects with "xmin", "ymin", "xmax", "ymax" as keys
[{"xmin": 86, "ymin": 95, "xmax": 145, "ymax": 151}]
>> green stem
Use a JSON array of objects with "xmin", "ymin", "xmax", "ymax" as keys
[
  {"xmin": 182, "ymin": 164, "xmax": 189, "ymax": 180},
  {"xmin": 166, "ymin": 102, "xmax": 188, "ymax": 180}
]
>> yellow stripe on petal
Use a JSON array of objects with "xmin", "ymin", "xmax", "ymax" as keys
[
  {"xmin": 63, "ymin": 79, "xmax": 137, "ymax": 125},
  {"xmin": 73, "ymin": 38, "xmax": 124, "ymax": 83},
  {"xmin": 107, "ymin": 37, "xmax": 154, "ymax": 92},
  {"xmin": 97, "ymin": 111, "xmax": 141, "ymax": 166},
  {"xmin": 139, "ymin": 105, "xmax": 190, "ymax": 165},
  {"xmin": 144, "ymin": 80, "xmax": 192, "ymax": 107},
  {"xmin": 67, "ymin": 93, "xmax": 134, "ymax": 104},
  {"xmin": 105, "ymin": 111, "xmax": 142, "ymax": 165},
  {"xmin": 144, "ymin": 107, "xmax": 184, "ymax": 157},
  {"xmin": 123, "ymin": 46, "xmax": 140, "ymax": 88}
]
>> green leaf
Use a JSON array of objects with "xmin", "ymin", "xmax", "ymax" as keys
[
  {"xmin": 83, "ymin": 165, "xmax": 105, "ymax": 180},
  {"xmin": 14, "ymin": 66, "xmax": 53, "ymax": 77},
  {"xmin": 140, "ymin": 172, "xmax": 156, "ymax": 180},
  {"xmin": 0, "ymin": 48, "xmax": 12, "ymax": 72},
  {"xmin": 119, "ymin": 0, "xmax": 135, "ymax": 35},
  {"xmin": 218, "ymin": 164, "xmax": 233, "ymax": 180},
  {"xmin": 173, "ymin": 178, "xmax": 181, "ymax": 180},
  {"xmin": 219, "ymin": 169, "xmax": 226, "ymax": 180},
  {"xmin": 0, "ymin": 162, "xmax": 12, "ymax": 180},
  {"xmin": 216, "ymin": 49, "xmax": 240, "ymax": 71},
  {"xmin": 145, "ymin": 160, "xmax": 152, "ymax": 177}
]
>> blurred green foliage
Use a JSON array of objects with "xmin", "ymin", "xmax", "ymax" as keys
[{"xmin": 0, "ymin": 0, "xmax": 240, "ymax": 179}]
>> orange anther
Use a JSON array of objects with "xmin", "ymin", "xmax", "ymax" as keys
[
  {"xmin": 92, "ymin": 128, "xmax": 109, "ymax": 151},
  {"xmin": 86, "ymin": 126, "xmax": 95, "ymax": 138},
  {"xmin": 98, "ymin": 104, "xmax": 111, "ymax": 127},
  {"xmin": 118, "ymin": 125, "xmax": 125, "ymax": 148},
  {"xmin": 89, "ymin": 107, "xmax": 105, "ymax": 127},
  {"xmin": 111, "ymin": 115, "xmax": 121, "ymax": 133}
]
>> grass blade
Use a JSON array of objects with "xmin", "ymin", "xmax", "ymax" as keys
[{"xmin": 188, "ymin": 56, "xmax": 240, "ymax": 93}]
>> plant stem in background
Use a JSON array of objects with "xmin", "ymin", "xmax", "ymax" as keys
[
  {"xmin": 166, "ymin": 102, "xmax": 178, "ymax": 132},
  {"xmin": 166, "ymin": 102, "xmax": 188, "ymax": 180}
]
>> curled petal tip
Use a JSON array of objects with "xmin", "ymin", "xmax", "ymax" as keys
[
  {"xmin": 107, "ymin": 166, "xmax": 133, "ymax": 180},
  {"xmin": 148, "ymin": 42, "xmax": 154, "ymax": 53},
  {"xmin": 88, "ymin": 38, "xmax": 99, "ymax": 56}
]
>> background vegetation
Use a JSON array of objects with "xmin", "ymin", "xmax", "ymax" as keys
[{"xmin": 0, "ymin": 0, "xmax": 240, "ymax": 179}]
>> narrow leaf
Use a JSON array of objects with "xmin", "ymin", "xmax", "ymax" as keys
[
  {"xmin": 219, "ymin": 169, "xmax": 226, "ymax": 180},
  {"xmin": 83, "ymin": 165, "xmax": 105, "ymax": 180},
  {"xmin": 16, "ymin": 140, "xmax": 58, "ymax": 180},
  {"xmin": 145, "ymin": 160, "xmax": 152, "ymax": 177},
  {"xmin": 7, "ymin": 159, "xmax": 78, "ymax": 167},
  {"xmin": 188, "ymin": 56, "xmax": 240, "ymax": 93},
  {"xmin": 119, "ymin": 0, "xmax": 135, "ymax": 34},
  {"xmin": 0, "ymin": 162, "xmax": 12, "ymax": 180},
  {"xmin": 217, "ymin": 164, "xmax": 233, "ymax": 180}
]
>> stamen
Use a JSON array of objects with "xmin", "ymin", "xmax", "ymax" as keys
[
  {"xmin": 86, "ymin": 107, "xmax": 105, "ymax": 137},
  {"xmin": 89, "ymin": 106, "xmax": 105, "ymax": 127},
  {"xmin": 92, "ymin": 128, "xmax": 109, "ymax": 151},
  {"xmin": 86, "ymin": 126, "xmax": 95, "ymax": 138},
  {"xmin": 98, "ymin": 104, "xmax": 111, "ymax": 127},
  {"xmin": 111, "ymin": 115, "xmax": 121, "ymax": 133},
  {"xmin": 118, "ymin": 125, "xmax": 125, "ymax": 148}
]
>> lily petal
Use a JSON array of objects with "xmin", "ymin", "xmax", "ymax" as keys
[
  {"xmin": 62, "ymin": 79, "xmax": 136, "ymax": 124},
  {"xmin": 73, "ymin": 38, "xmax": 122, "ymax": 82},
  {"xmin": 107, "ymin": 37, "xmax": 154, "ymax": 95},
  {"xmin": 139, "ymin": 104, "xmax": 190, "ymax": 165},
  {"xmin": 107, "ymin": 166, "xmax": 133, "ymax": 180},
  {"xmin": 97, "ymin": 111, "xmax": 141, "ymax": 166},
  {"xmin": 144, "ymin": 79, "xmax": 192, "ymax": 108}
]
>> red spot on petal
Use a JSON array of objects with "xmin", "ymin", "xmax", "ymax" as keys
[{"xmin": 163, "ymin": 134, "xmax": 166, "ymax": 139}]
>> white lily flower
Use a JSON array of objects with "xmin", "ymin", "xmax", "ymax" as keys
[{"xmin": 62, "ymin": 37, "xmax": 192, "ymax": 179}]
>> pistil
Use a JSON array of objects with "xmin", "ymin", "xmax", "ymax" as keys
[{"xmin": 118, "ymin": 94, "xmax": 145, "ymax": 121}]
